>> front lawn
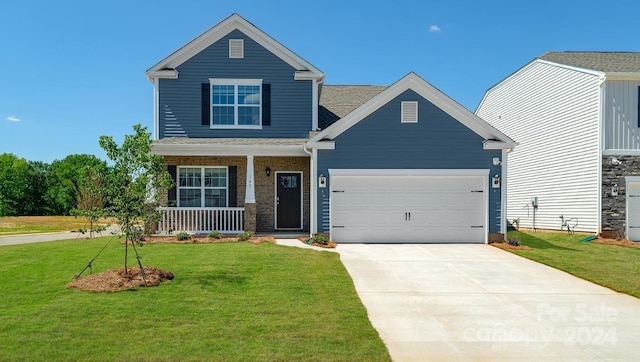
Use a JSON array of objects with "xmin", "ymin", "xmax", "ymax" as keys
[
  {"xmin": 505, "ymin": 230, "xmax": 640, "ymax": 298},
  {"xmin": 0, "ymin": 237, "xmax": 390, "ymax": 361},
  {"xmin": 0, "ymin": 216, "xmax": 111, "ymax": 236}
]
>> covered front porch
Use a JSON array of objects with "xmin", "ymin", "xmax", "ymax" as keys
[{"xmin": 152, "ymin": 138, "xmax": 311, "ymax": 234}]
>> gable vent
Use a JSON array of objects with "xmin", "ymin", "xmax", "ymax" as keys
[
  {"xmin": 401, "ymin": 101, "xmax": 418, "ymax": 123},
  {"xmin": 229, "ymin": 39, "xmax": 244, "ymax": 59}
]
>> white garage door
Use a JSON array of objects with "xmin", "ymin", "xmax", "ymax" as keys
[
  {"xmin": 330, "ymin": 172, "xmax": 487, "ymax": 243},
  {"xmin": 628, "ymin": 181, "xmax": 640, "ymax": 241}
]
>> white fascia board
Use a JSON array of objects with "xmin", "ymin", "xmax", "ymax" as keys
[
  {"xmin": 536, "ymin": 59, "xmax": 606, "ymax": 78},
  {"xmin": 483, "ymin": 140, "xmax": 515, "ymax": 150},
  {"xmin": 603, "ymin": 149, "xmax": 640, "ymax": 156},
  {"xmin": 328, "ymin": 169, "xmax": 490, "ymax": 177},
  {"xmin": 605, "ymin": 72, "xmax": 640, "ymax": 81},
  {"xmin": 151, "ymin": 143, "xmax": 309, "ymax": 157},
  {"xmin": 294, "ymin": 71, "xmax": 325, "ymax": 81},
  {"xmin": 147, "ymin": 14, "xmax": 322, "ymax": 76},
  {"xmin": 304, "ymin": 141, "xmax": 335, "ymax": 150},
  {"xmin": 146, "ymin": 69, "xmax": 179, "ymax": 81},
  {"xmin": 310, "ymin": 72, "xmax": 515, "ymax": 146}
]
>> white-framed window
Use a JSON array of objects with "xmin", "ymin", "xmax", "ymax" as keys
[
  {"xmin": 229, "ymin": 39, "xmax": 244, "ymax": 58},
  {"xmin": 210, "ymin": 79, "xmax": 262, "ymax": 128},
  {"xmin": 178, "ymin": 166, "xmax": 228, "ymax": 207},
  {"xmin": 401, "ymin": 101, "xmax": 418, "ymax": 123}
]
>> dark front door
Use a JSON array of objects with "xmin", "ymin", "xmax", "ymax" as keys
[{"xmin": 276, "ymin": 172, "xmax": 302, "ymax": 229}]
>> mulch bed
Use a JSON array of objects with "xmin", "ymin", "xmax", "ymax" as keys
[
  {"xmin": 297, "ymin": 237, "xmax": 337, "ymax": 249},
  {"xmin": 141, "ymin": 235, "xmax": 276, "ymax": 244},
  {"xmin": 592, "ymin": 237, "xmax": 640, "ymax": 248},
  {"xmin": 67, "ymin": 267, "xmax": 174, "ymax": 292},
  {"xmin": 489, "ymin": 242, "xmax": 533, "ymax": 251}
]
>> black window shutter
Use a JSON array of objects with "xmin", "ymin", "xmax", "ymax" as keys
[
  {"xmin": 202, "ymin": 83, "xmax": 210, "ymax": 125},
  {"xmin": 637, "ymin": 86, "xmax": 640, "ymax": 127},
  {"xmin": 167, "ymin": 165, "xmax": 177, "ymax": 205},
  {"xmin": 262, "ymin": 84, "xmax": 271, "ymax": 126},
  {"xmin": 228, "ymin": 166, "xmax": 237, "ymax": 207}
]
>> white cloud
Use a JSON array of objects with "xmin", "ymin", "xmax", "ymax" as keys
[
  {"xmin": 6, "ymin": 115, "xmax": 21, "ymax": 122},
  {"xmin": 429, "ymin": 25, "xmax": 441, "ymax": 33}
]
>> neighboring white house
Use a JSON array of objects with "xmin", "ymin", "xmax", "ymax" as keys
[{"xmin": 476, "ymin": 52, "xmax": 640, "ymax": 239}]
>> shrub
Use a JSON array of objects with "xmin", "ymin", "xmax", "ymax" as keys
[
  {"xmin": 176, "ymin": 231, "xmax": 191, "ymax": 241},
  {"xmin": 237, "ymin": 231, "xmax": 253, "ymax": 242},
  {"xmin": 507, "ymin": 238, "xmax": 520, "ymax": 246},
  {"xmin": 313, "ymin": 233, "xmax": 329, "ymax": 245},
  {"xmin": 208, "ymin": 231, "xmax": 222, "ymax": 239}
]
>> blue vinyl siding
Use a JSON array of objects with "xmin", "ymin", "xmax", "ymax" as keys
[
  {"xmin": 158, "ymin": 29, "xmax": 312, "ymax": 138},
  {"xmin": 316, "ymin": 90, "xmax": 502, "ymax": 232}
]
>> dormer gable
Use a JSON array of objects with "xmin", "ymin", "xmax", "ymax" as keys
[{"xmin": 146, "ymin": 13, "xmax": 323, "ymax": 81}]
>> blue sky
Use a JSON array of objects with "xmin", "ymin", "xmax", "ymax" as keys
[{"xmin": 2, "ymin": 0, "xmax": 639, "ymax": 163}]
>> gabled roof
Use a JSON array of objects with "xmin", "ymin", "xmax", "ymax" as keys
[
  {"xmin": 319, "ymin": 85, "xmax": 387, "ymax": 129},
  {"xmin": 309, "ymin": 72, "xmax": 515, "ymax": 148},
  {"xmin": 539, "ymin": 51, "xmax": 640, "ymax": 73},
  {"xmin": 146, "ymin": 13, "xmax": 323, "ymax": 80}
]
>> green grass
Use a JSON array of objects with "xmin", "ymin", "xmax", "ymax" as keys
[
  {"xmin": 506, "ymin": 230, "xmax": 640, "ymax": 298},
  {"xmin": 0, "ymin": 237, "xmax": 390, "ymax": 361},
  {"xmin": 0, "ymin": 216, "xmax": 112, "ymax": 236}
]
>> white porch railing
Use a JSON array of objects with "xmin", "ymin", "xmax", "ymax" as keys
[{"xmin": 157, "ymin": 207, "xmax": 244, "ymax": 234}]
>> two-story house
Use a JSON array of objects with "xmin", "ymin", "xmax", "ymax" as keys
[
  {"xmin": 147, "ymin": 14, "xmax": 515, "ymax": 243},
  {"xmin": 476, "ymin": 52, "xmax": 640, "ymax": 240}
]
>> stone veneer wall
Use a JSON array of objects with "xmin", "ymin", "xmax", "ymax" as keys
[
  {"xmin": 601, "ymin": 155, "xmax": 640, "ymax": 234},
  {"xmin": 164, "ymin": 156, "xmax": 309, "ymax": 233}
]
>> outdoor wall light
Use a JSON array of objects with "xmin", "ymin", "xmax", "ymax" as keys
[{"xmin": 265, "ymin": 167, "xmax": 271, "ymax": 177}]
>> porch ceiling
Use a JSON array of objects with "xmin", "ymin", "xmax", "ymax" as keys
[{"xmin": 152, "ymin": 137, "xmax": 310, "ymax": 157}]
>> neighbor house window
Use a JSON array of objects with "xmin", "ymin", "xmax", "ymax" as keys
[
  {"xmin": 178, "ymin": 167, "xmax": 228, "ymax": 207},
  {"xmin": 210, "ymin": 79, "xmax": 262, "ymax": 128}
]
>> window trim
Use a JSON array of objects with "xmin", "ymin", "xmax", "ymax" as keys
[
  {"xmin": 401, "ymin": 101, "xmax": 418, "ymax": 123},
  {"xmin": 177, "ymin": 166, "xmax": 229, "ymax": 208},
  {"xmin": 209, "ymin": 78, "xmax": 263, "ymax": 129}
]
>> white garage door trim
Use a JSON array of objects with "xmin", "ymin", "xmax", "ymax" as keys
[
  {"xmin": 329, "ymin": 169, "xmax": 490, "ymax": 244},
  {"xmin": 626, "ymin": 176, "xmax": 640, "ymax": 241}
]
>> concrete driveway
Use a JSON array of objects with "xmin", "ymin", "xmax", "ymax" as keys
[{"xmin": 337, "ymin": 244, "xmax": 640, "ymax": 361}]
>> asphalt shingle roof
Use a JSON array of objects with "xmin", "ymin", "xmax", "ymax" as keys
[
  {"xmin": 318, "ymin": 85, "xmax": 387, "ymax": 130},
  {"xmin": 538, "ymin": 51, "xmax": 640, "ymax": 73}
]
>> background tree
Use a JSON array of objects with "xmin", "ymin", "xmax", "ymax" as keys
[
  {"xmin": 99, "ymin": 124, "xmax": 172, "ymax": 273},
  {"xmin": 45, "ymin": 154, "xmax": 109, "ymax": 215},
  {"xmin": 0, "ymin": 153, "xmax": 31, "ymax": 216},
  {"xmin": 25, "ymin": 161, "xmax": 51, "ymax": 215}
]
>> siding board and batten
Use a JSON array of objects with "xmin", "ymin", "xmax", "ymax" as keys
[
  {"xmin": 477, "ymin": 61, "xmax": 601, "ymax": 232},
  {"xmin": 603, "ymin": 80, "xmax": 640, "ymax": 150}
]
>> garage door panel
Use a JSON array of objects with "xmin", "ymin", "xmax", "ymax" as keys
[{"xmin": 330, "ymin": 174, "xmax": 486, "ymax": 243}]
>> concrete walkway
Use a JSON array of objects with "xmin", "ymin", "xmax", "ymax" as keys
[
  {"xmin": 0, "ymin": 225, "xmax": 119, "ymax": 246},
  {"xmin": 337, "ymin": 244, "xmax": 640, "ymax": 361}
]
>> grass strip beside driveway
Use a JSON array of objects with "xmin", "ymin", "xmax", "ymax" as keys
[
  {"xmin": 505, "ymin": 230, "xmax": 640, "ymax": 298},
  {"xmin": 0, "ymin": 237, "xmax": 390, "ymax": 361}
]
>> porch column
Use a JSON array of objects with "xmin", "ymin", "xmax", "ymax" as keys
[
  {"xmin": 244, "ymin": 155, "xmax": 257, "ymax": 232},
  {"xmin": 245, "ymin": 155, "xmax": 256, "ymax": 203}
]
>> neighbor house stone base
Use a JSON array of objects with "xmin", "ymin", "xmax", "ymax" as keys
[{"xmin": 601, "ymin": 155, "xmax": 640, "ymax": 234}]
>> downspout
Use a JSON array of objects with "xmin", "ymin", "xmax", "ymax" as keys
[
  {"xmin": 303, "ymin": 143, "xmax": 316, "ymax": 237},
  {"xmin": 597, "ymin": 75, "xmax": 606, "ymax": 236},
  {"xmin": 501, "ymin": 147, "xmax": 512, "ymax": 239}
]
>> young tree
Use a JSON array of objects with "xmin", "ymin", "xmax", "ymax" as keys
[
  {"xmin": 99, "ymin": 124, "xmax": 172, "ymax": 274},
  {"xmin": 72, "ymin": 168, "xmax": 106, "ymax": 238}
]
